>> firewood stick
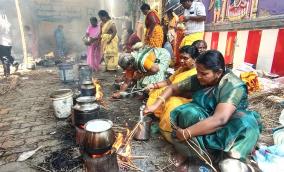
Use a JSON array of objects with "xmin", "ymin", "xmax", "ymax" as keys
[
  {"xmin": 126, "ymin": 122, "xmax": 140, "ymax": 142},
  {"xmin": 120, "ymin": 122, "xmax": 140, "ymax": 154},
  {"xmin": 120, "ymin": 162, "xmax": 142, "ymax": 171},
  {"xmin": 69, "ymin": 165, "xmax": 80, "ymax": 172},
  {"xmin": 157, "ymin": 161, "xmax": 175, "ymax": 172},
  {"xmin": 113, "ymin": 126, "xmax": 127, "ymax": 130},
  {"xmin": 120, "ymin": 164, "xmax": 141, "ymax": 171},
  {"xmin": 128, "ymin": 155, "xmax": 149, "ymax": 159},
  {"xmin": 120, "ymin": 161, "xmax": 141, "ymax": 171},
  {"xmin": 119, "ymin": 163, "xmax": 136, "ymax": 170},
  {"xmin": 30, "ymin": 165, "xmax": 51, "ymax": 172}
]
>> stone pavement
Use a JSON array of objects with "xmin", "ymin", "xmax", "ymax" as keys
[
  {"xmin": 0, "ymin": 67, "xmax": 180, "ymax": 171},
  {"xmin": 0, "ymin": 68, "xmax": 73, "ymax": 169}
]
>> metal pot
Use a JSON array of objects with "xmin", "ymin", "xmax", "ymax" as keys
[
  {"xmin": 133, "ymin": 116, "xmax": 152, "ymax": 141},
  {"xmin": 81, "ymin": 80, "xmax": 96, "ymax": 96},
  {"xmin": 73, "ymin": 96, "xmax": 100, "ymax": 127},
  {"xmin": 78, "ymin": 65, "xmax": 92, "ymax": 84},
  {"xmin": 83, "ymin": 119, "xmax": 115, "ymax": 155},
  {"xmin": 75, "ymin": 126, "xmax": 85, "ymax": 147}
]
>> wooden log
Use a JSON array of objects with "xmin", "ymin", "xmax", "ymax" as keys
[{"xmin": 83, "ymin": 149, "xmax": 119, "ymax": 172}]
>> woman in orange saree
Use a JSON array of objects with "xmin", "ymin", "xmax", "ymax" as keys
[{"xmin": 140, "ymin": 3, "xmax": 164, "ymax": 48}]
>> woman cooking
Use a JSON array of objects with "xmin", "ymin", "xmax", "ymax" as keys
[
  {"xmin": 146, "ymin": 45, "xmax": 199, "ymax": 142},
  {"xmin": 98, "ymin": 10, "xmax": 119, "ymax": 71},
  {"xmin": 112, "ymin": 45, "xmax": 171, "ymax": 98},
  {"xmin": 144, "ymin": 50, "xmax": 262, "ymax": 171}
]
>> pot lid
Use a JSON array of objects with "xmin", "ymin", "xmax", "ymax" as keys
[{"xmin": 85, "ymin": 119, "xmax": 113, "ymax": 132}]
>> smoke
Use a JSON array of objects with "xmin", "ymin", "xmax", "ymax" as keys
[{"xmin": 0, "ymin": 0, "xmax": 128, "ymax": 62}]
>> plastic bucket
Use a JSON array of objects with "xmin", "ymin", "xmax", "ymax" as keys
[
  {"xmin": 50, "ymin": 89, "xmax": 73, "ymax": 118},
  {"xmin": 58, "ymin": 63, "xmax": 74, "ymax": 82}
]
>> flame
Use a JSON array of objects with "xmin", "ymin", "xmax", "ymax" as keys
[
  {"xmin": 114, "ymin": 127, "xmax": 143, "ymax": 171},
  {"xmin": 113, "ymin": 133, "xmax": 123, "ymax": 152},
  {"xmin": 122, "ymin": 129, "xmax": 131, "ymax": 157},
  {"xmin": 113, "ymin": 129, "xmax": 132, "ymax": 158},
  {"xmin": 92, "ymin": 77, "xmax": 103, "ymax": 101}
]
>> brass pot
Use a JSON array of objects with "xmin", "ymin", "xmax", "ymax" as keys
[{"xmin": 83, "ymin": 119, "xmax": 115, "ymax": 154}]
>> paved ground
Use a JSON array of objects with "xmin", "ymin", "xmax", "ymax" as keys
[
  {"xmin": 0, "ymin": 67, "xmax": 181, "ymax": 172},
  {"xmin": 0, "ymin": 65, "xmax": 279, "ymax": 172},
  {"xmin": 0, "ymin": 68, "xmax": 73, "ymax": 169}
]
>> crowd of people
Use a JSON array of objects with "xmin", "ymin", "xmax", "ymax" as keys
[
  {"xmin": 102, "ymin": 0, "xmax": 261, "ymax": 171},
  {"xmin": 1, "ymin": 0, "xmax": 262, "ymax": 171}
]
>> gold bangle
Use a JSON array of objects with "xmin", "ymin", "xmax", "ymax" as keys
[
  {"xmin": 157, "ymin": 96, "xmax": 166, "ymax": 104},
  {"xmin": 186, "ymin": 128, "xmax": 192, "ymax": 139}
]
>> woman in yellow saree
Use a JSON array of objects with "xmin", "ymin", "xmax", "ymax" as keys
[
  {"xmin": 98, "ymin": 10, "xmax": 119, "ymax": 71},
  {"xmin": 145, "ymin": 45, "xmax": 199, "ymax": 142},
  {"xmin": 140, "ymin": 3, "xmax": 164, "ymax": 48}
]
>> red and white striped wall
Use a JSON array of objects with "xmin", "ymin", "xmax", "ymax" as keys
[{"xmin": 204, "ymin": 28, "xmax": 284, "ymax": 76}]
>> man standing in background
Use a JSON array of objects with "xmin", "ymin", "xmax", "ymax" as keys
[
  {"xmin": 179, "ymin": 0, "xmax": 206, "ymax": 47},
  {"xmin": 54, "ymin": 25, "xmax": 65, "ymax": 58},
  {"xmin": 0, "ymin": 11, "xmax": 18, "ymax": 77}
]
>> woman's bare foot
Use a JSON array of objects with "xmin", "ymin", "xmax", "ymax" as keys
[{"xmin": 170, "ymin": 153, "xmax": 188, "ymax": 167}]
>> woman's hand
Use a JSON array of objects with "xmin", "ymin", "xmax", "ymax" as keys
[
  {"xmin": 133, "ymin": 71, "xmax": 144, "ymax": 80},
  {"xmin": 112, "ymin": 92, "xmax": 121, "ymax": 99},
  {"xmin": 176, "ymin": 128, "xmax": 191, "ymax": 141},
  {"xmin": 143, "ymin": 104, "xmax": 159, "ymax": 115},
  {"xmin": 145, "ymin": 83, "xmax": 155, "ymax": 91},
  {"xmin": 178, "ymin": 15, "xmax": 185, "ymax": 23}
]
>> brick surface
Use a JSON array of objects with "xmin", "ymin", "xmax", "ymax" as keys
[
  {"xmin": 9, "ymin": 131, "xmax": 43, "ymax": 140},
  {"xmin": 25, "ymin": 135, "xmax": 54, "ymax": 144},
  {"xmin": 0, "ymin": 68, "xmax": 72, "ymax": 166},
  {"xmin": 1, "ymin": 139, "xmax": 25, "ymax": 149},
  {"xmin": 20, "ymin": 121, "xmax": 46, "ymax": 128},
  {"xmin": 2, "ymin": 128, "xmax": 31, "ymax": 136},
  {"xmin": 31, "ymin": 124, "xmax": 57, "ymax": 132},
  {"xmin": 0, "ymin": 108, "xmax": 10, "ymax": 115}
]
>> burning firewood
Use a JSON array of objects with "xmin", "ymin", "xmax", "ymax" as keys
[
  {"xmin": 113, "ymin": 122, "xmax": 144, "ymax": 171},
  {"xmin": 92, "ymin": 77, "xmax": 103, "ymax": 101},
  {"xmin": 91, "ymin": 77, "xmax": 111, "ymax": 110}
]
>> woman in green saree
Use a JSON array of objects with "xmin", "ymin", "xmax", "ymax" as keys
[
  {"xmin": 112, "ymin": 46, "xmax": 171, "ymax": 98},
  {"xmin": 144, "ymin": 50, "xmax": 262, "ymax": 171}
]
